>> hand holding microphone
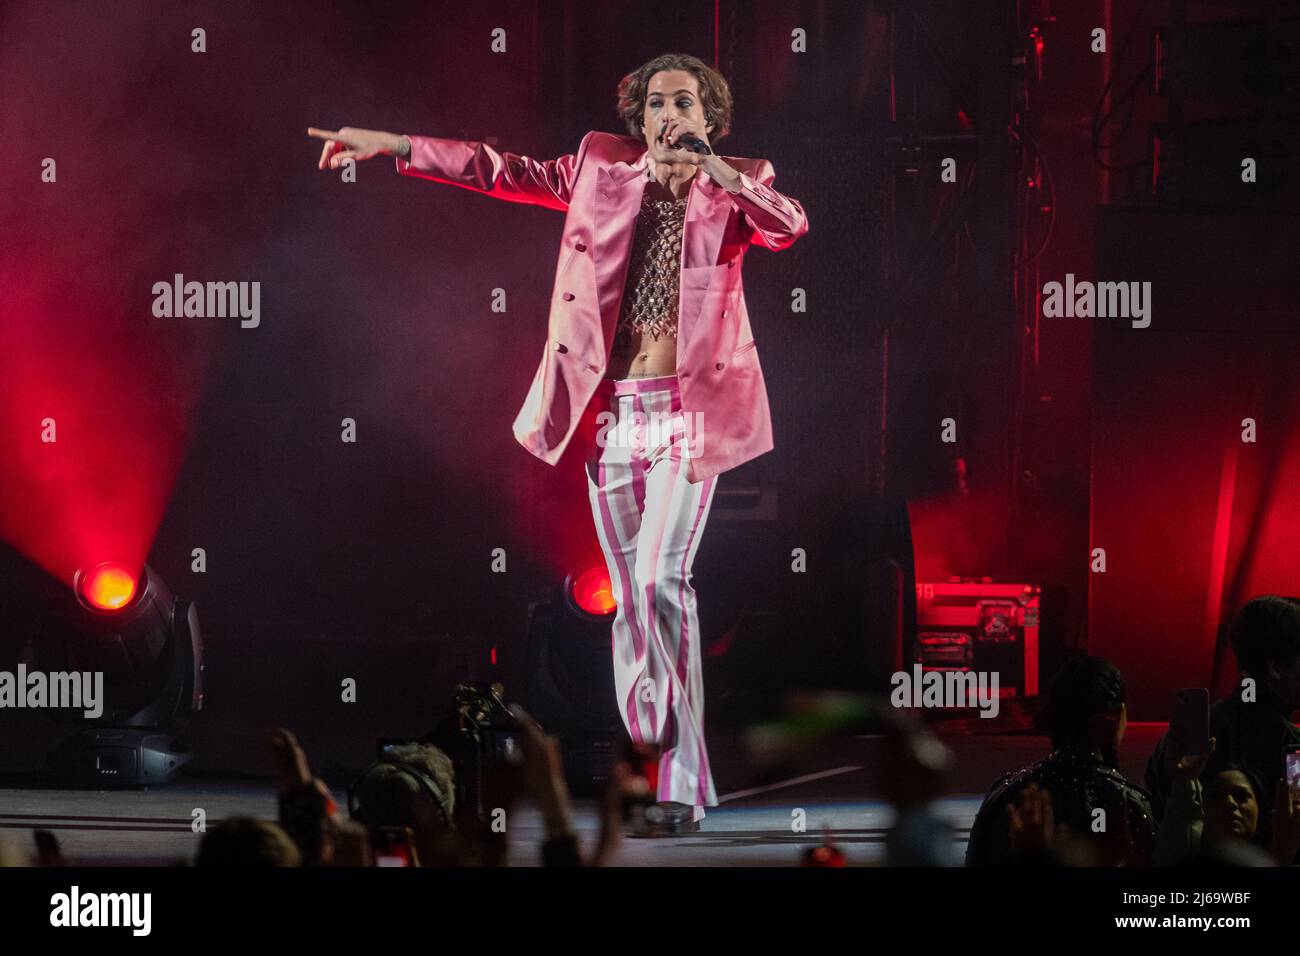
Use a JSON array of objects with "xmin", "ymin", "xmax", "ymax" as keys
[{"xmin": 659, "ymin": 117, "xmax": 712, "ymax": 156}]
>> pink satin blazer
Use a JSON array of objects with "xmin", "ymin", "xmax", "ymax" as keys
[{"xmin": 395, "ymin": 130, "xmax": 808, "ymax": 482}]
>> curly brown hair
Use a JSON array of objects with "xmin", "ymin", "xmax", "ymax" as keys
[{"xmin": 616, "ymin": 52, "xmax": 734, "ymax": 145}]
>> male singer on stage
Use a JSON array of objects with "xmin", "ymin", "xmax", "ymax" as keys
[{"xmin": 309, "ymin": 52, "xmax": 808, "ymax": 833}]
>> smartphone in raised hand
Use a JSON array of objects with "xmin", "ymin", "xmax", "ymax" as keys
[
  {"xmin": 1285, "ymin": 744, "xmax": 1300, "ymax": 795},
  {"xmin": 1173, "ymin": 688, "xmax": 1211, "ymax": 756}
]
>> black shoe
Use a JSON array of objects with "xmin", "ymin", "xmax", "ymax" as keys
[{"xmin": 645, "ymin": 801, "xmax": 700, "ymax": 835}]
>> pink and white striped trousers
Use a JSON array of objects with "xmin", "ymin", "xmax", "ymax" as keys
[{"xmin": 582, "ymin": 373, "xmax": 718, "ymax": 821}]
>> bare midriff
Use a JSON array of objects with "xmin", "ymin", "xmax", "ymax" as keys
[
  {"xmin": 604, "ymin": 178, "xmax": 690, "ymax": 380},
  {"xmin": 605, "ymin": 326, "xmax": 678, "ymax": 379}
]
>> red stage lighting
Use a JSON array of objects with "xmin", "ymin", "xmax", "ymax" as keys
[
  {"xmin": 75, "ymin": 561, "xmax": 138, "ymax": 612},
  {"xmin": 567, "ymin": 565, "xmax": 616, "ymax": 617},
  {"xmin": 42, "ymin": 560, "xmax": 204, "ymax": 786}
]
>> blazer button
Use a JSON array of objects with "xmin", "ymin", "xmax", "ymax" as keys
[
  {"xmin": 554, "ymin": 342, "xmax": 568, "ymax": 352},
  {"xmin": 728, "ymin": 260, "xmax": 735, "ymax": 268},
  {"xmin": 715, "ymin": 362, "xmax": 725, "ymax": 370},
  {"xmin": 575, "ymin": 242, "xmax": 587, "ymax": 252},
  {"xmin": 562, "ymin": 292, "xmax": 575, "ymax": 301}
]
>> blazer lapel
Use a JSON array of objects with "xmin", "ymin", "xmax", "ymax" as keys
[
  {"xmin": 595, "ymin": 147, "xmax": 732, "ymax": 352},
  {"xmin": 594, "ymin": 155, "xmax": 648, "ymax": 351}
]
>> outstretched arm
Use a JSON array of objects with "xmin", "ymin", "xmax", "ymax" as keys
[
  {"xmin": 395, "ymin": 131, "xmax": 592, "ymax": 211},
  {"xmin": 308, "ymin": 126, "xmax": 590, "ymax": 211}
]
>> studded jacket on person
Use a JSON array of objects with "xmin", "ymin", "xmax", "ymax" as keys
[{"xmin": 965, "ymin": 745, "xmax": 1156, "ymax": 866}]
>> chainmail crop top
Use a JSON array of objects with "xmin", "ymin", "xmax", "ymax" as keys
[{"xmin": 615, "ymin": 190, "xmax": 688, "ymax": 341}]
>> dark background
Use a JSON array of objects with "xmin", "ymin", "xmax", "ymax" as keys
[{"xmin": 2, "ymin": 0, "xmax": 1297, "ymax": 776}]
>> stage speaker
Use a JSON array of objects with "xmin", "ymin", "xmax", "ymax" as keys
[
  {"xmin": 829, "ymin": 494, "xmax": 918, "ymax": 689},
  {"xmin": 701, "ymin": 493, "xmax": 916, "ymax": 716}
]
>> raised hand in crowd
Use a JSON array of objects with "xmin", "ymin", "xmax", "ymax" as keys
[
  {"xmin": 268, "ymin": 726, "xmax": 373, "ymax": 866},
  {"xmin": 510, "ymin": 703, "xmax": 633, "ymax": 866},
  {"xmin": 1271, "ymin": 779, "xmax": 1300, "ymax": 865},
  {"xmin": 1008, "ymin": 784, "xmax": 1060, "ymax": 862}
]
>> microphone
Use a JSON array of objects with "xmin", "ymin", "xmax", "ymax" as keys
[
  {"xmin": 676, "ymin": 132, "xmax": 712, "ymax": 155},
  {"xmin": 659, "ymin": 120, "xmax": 712, "ymax": 155}
]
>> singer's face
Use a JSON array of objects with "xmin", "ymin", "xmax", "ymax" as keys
[{"xmin": 641, "ymin": 69, "xmax": 713, "ymax": 161}]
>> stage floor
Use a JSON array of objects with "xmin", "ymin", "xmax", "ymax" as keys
[
  {"xmin": 0, "ymin": 782, "xmax": 981, "ymax": 867},
  {"xmin": 0, "ymin": 726, "xmax": 1168, "ymax": 866}
]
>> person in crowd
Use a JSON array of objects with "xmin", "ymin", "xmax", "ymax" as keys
[
  {"xmin": 502, "ymin": 704, "xmax": 631, "ymax": 866},
  {"xmin": 1145, "ymin": 595, "xmax": 1300, "ymax": 857},
  {"xmin": 966, "ymin": 655, "xmax": 1155, "ymax": 866},
  {"xmin": 195, "ymin": 818, "xmax": 303, "ymax": 867},
  {"xmin": 1153, "ymin": 733, "xmax": 1300, "ymax": 866},
  {"xmin": 267, "ymin": 708, "xmax": 630, "ymax": 867},
  {"xmin": 347, "ymin": 739, "xmax": 466, "ymax": 866},
  {"xmin": 269, "ymin": 727, "xmax": 374, "ymax": 866}
]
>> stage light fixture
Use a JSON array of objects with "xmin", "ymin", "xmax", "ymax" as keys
[
  {"xmin": 564, "ymin": 565, "xmax": 616, "ymax": 619},
  {"xmin": 526, "ymin": 566, "xmax": 622, "ymax": 797},
  {"xmin": 75, "ymin": 560, "xmax": 138, "ymax": 611},
  {"xmin": 38, "ymin": 560, "xmax": 204, "ymax": 787}
]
